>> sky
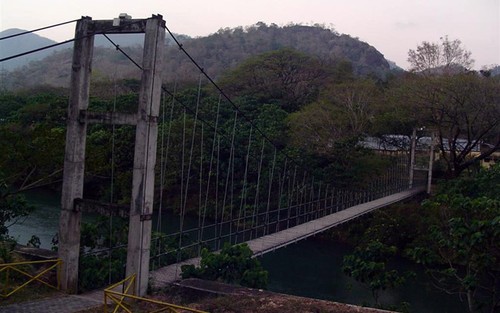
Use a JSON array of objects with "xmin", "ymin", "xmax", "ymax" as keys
[{"xmin": 0, "ymin": 0, "xmax": 499, "ymax": 70}]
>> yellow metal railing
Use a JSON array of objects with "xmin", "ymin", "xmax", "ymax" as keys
[
  {"xmin": 104, "ymin": 274, "xmax": 208, "ymax": 313},
  {"xmin": 0, "ymin": 258, "xmax": 61, "ymax": 298}
]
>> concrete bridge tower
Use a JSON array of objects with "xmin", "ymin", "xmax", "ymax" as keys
[{"xmin": 58, "ymin": 14, "xmax": 165, "ymax": 296}]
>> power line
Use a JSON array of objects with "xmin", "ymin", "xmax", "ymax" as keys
[
  {"xmin": 0, "ymin": 19, "xmax": 145, "ymax": 63},
  {"xmin": 102, "ymin": 34, "xmax": 143, "ymax": 70},
  {"xmin": 0, "ymin": 39, "xmax": 76, "ymax": 63},
  {"xmin": 0, "ymin": 19, "xmax": 81, "ymax": 41}
]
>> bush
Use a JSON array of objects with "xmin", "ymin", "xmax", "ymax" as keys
[{"xmin": 181, "ymin": 243, "xmax": 268, "ymax": 289}]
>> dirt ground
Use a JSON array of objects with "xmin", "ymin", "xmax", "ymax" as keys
[
  {"xmin": 108, "ymin": 279, "xmax": 396, "ymax": 313},
  {"xmin": 4, "ymin": 277, "xmax": 394, "ymax": 313}
]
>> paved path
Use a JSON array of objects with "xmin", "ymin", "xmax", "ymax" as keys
[
  {"xmin": 0, "ymin": 291, "xmax": 102, "ymax": 313},
  {"xmin": 151, "ymin": 187, "xmax": 425, "ymax": 286}
]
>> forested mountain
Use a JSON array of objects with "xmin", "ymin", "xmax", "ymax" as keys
[
  {"xmin": 0, "ymin": 28, "xmax": 67, "ymax": 71},
  {"xmin": 1, "ymin": 23, "xmax": 391, "ymax": 89}
]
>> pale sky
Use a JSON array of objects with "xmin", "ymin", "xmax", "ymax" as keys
[{"xmin": 0, "ymin": 0, "xmax": 499, "ymax": 70}]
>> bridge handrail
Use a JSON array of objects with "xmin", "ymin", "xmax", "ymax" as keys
[
  {"xmin": 0, "ymin": 258, "xmax": 61, "ymax": 298},
  {"xmin": 104, "ymin": 274, "xmax": 207, "ymax": 313}
]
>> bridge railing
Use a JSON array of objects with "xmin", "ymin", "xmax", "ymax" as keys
[
  {"xmin": 149, "ymin": 167, "xmax": 424, "ymax": 268},
  {"xmin": 104, "ymin": 273, "xmax": 207, "ymax": 313},
  {"xmin": 0, "ymin": 258, "xmax": 61, "ymax": 298}
]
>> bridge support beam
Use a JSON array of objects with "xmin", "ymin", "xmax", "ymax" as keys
[
  {"xmin": 59, "ymin": 16, "xmax": 94, "ymax": 294},
  {"xmin": 125, "ymin": 16, "xmax": 165, "ymax": 296}
]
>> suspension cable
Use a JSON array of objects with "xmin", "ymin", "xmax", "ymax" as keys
[
  {"xmin": 163, "ymin": 25, "xmax": 310, "ymax": 172},
  {"xmin": 0, "ymin": 18, "xmax": 145, "ymax": 63},
  {"xmin": 102, "ymin": 34, "xmax": 143, "ymax": 70},
  {"xmin": 108, "ymin": 71, "xmax": 118, "ymax": 284},
  {"xmin": 0, "ymin": 19, "xmax": 81, "ymax": 41},
  {"xmin": 0, "ymin": 39, "xmax": 76, "ymax": 63}
]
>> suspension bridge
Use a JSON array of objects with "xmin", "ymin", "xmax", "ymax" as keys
[{"xmin": 0, "ymin": 14, "xmax": 431, "ymax": 297}]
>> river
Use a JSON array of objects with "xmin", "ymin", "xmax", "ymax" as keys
[
  {"xmin": 259, "ymin": 237, "xmax": 466, "ymax": 312},
  {"xmin": 8, "ymin": 190, "xmax": 466, "ymax": 312}
]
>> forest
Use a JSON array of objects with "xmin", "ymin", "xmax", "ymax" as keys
[{"xmin": 0, "ymin": 27, "xmax": 499, "ymax": 312}]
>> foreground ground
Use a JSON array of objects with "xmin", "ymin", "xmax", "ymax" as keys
[{"xmin": 78, "ymin": 278, "xmax": 394, "ymax": 313}]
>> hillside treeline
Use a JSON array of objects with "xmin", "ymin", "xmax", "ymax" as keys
[{"xmin": 1, "ymin": 23, "xmax": 391, "ymax": 90}]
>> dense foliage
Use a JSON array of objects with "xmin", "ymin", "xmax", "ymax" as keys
[
  {"xmin": 407, "ymin": 165, "xmax": 500, "ymax": 313},
  {"xmin": 335, "ymin": 164, "xmax": 500, "ymax": 312},
  {"xmin": 342, "ymin": 241, "xmax": 414, "ymax": 307},
  {"xmin": 181, "ymin": 243, "xmax": 268, "ymax": 289}
]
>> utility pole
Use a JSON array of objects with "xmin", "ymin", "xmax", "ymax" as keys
[
  {"xmin": 427, "ymin": 131, "xmax": 435, "ymax": 194},
  {"xmin": 408, "ymin": 128, "xmax": 417, "ymax": 189},
  {"xmin": 59, "ymin": 14, "xmax": 165, "ymax": 296}
]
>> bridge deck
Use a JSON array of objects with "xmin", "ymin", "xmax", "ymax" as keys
[{"xmin": 151, "ymin": 187, "xmax": 425, "ymax": 288}]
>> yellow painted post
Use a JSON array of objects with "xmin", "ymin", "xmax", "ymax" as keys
[
  {"xmin": 4, "ymin": 267, "xmax": 9, "ymax": 296},
  {"xmin": 57, "ymin": 259, "xmax": 61, "ymax": 289},
  {"xmin": 104, "ymin": 291, "xmax": 108, "ymax": 313}
]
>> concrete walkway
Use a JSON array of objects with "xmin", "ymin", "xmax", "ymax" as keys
[{"xmin": 0, "ymin": 291, "xmax": 103, "ymax": 313}]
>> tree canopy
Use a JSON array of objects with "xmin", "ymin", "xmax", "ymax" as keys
[
  {"xmin": 401, "ymin": 37, "xmax": 500, "ymax": 177},
  {"xmin": 408, "ymin": 36, "xmax": 474, "ymax": 74}
]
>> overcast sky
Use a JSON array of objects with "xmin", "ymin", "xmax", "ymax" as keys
[{"xmin": 1, "ymin": 0, "xmax": 499, "ymax": 69}]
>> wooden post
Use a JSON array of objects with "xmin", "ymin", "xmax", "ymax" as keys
[
  {"xmin": 125, "ymin": 15, "xmax": 165, "ymax": 296},
  {"xmin": 59, "ymin": 16, "xmax": 94, "ymax": 293}
]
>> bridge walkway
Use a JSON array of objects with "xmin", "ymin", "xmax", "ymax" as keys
[{"xmin": 151, "ymin": 187, "xmax": 425, "ymax": 287}]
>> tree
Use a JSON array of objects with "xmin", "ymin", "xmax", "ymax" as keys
[
  {"xmin": 407, "ymin": 165, "xmax": 500, "ymax": 313},
  {"xmin": 0, "ymin": 173, "xmax": 33, "ymax": 241},
  {"xmin": 408, "ymin": 36, "xmax": 474, "ymax": 74},
  {"xmin": 219, "ymin": 48, "xmax": 330, "ymax": 112},
  {"xmin": 287, "ymin": 79, "xmax": 380, "ymax": 155},
  {"xmin": 181, "ymin": 243, "xmax": 268, "ymax": 289},
  {"xmin": 399, "ymin": 73, "xmax": 500, "ymax": 177},
  {"xmin": 403, "ymin": 37, "xmax": 500, "ymax": 177},
  {"xmin": 342, "ymin": 240, "xmax": 414, "ymax": 307}
]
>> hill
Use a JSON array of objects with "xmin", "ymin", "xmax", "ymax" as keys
[
  {"xmin": 1, "ymin": 23, "xmax": 392, "ymax": 89},
  {"xmin": 0, "ymin": 28, "xmax": 69, "ymax": 71}
]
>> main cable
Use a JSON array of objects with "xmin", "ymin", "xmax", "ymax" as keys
[
  {"xmin": 0, "ymin": 18, "xmax": 145, "ymax": 63},
  {"xmin": 0, "ymin": 19, "xmax": 81, "ymax": 41},
  {"xmin": 0, "ymin": 39, "xmax": 76, "ymax": 63}
]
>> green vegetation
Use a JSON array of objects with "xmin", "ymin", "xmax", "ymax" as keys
[
  {"xmin": 407, "ymin": 165, "xmax": 500, "ymax": 313},
  {"xmin": 0, "ymin": 172, "xmax": 34, "ymax": 261},
  {"xmin": 181, "ymin": 243, "xmax": 268, "ymax": 289},
  {"xmin": 0, "ymin": 29, "xmax": 498, "ymax": 311},
  {"xmin": 335, "ymin": 164, "xmax": 500, "ymax": 312},
  {"xmin": 342, "ymin": 241, "xmax": 414, "ymax": 307}
]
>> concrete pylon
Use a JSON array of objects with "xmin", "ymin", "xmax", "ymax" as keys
[
  {"xmin": 59, "ymin": 16, "xmax": 94, "ymax": 294},
  {"xmin": 125, "ymin": 15, "xmax": 165, "ymax": 296},
  {"xmin": 59, "ymin": 15, "xmax": 165, "ymax": 295}
]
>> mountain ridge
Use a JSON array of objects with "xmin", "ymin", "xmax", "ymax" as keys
[
  {"xmin": 1, "ymin": 23, "xmax": 395, "ymax": 89},
  {"xmin": 0, "ymin": 28, "xmax": 65, "ymax": 71}
]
